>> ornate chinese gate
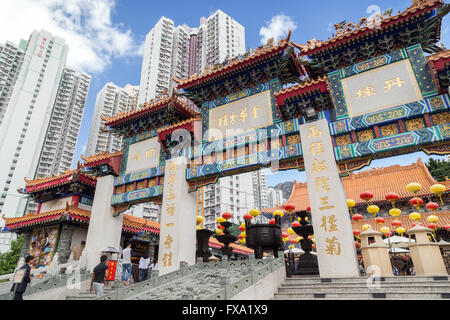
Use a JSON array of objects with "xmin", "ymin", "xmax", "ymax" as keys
[{"xmin": 83, "ymin": 0, "xmax": 450, "ymax": 277}]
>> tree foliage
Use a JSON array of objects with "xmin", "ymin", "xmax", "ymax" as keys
[
  {"xmin": 426, "ymin": 158, "xmax": 450, "ymax": 182},
  {"xmin": 0, "ymin": 235, "xmax": 24, "ymax": 275}
]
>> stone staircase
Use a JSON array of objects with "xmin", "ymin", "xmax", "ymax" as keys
[
  {"xmin": 68, "ymin": 285, "xmax": 116, "ymax": 300},
  {"xmin": 273, "ymin": 275, "xmax": 450, "ymax": 300}
]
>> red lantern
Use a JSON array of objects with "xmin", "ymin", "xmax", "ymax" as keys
[
  {"xmin": 426, "ymin": 202, "xmax": 439, "ymax": 212},
  {"xmin": 427, "ymin": 223, "xmax": 437, "ymax": 229},
  {"xmin": 385, "ymin": 192, "xmax": 399, "ymax": 203},
  {"xmin": 282, "ymin": 232, "xmax": 288, "ymax": 238},
  {"xmin": 353, "ymin": 230, "xmax": 361, "ymax": 236},
  {"xmin": 360, "ymin": 191, "xmax": 374, "ymax": 202},
  {"xmin": 290, "ymin": 239, "xmax": 297, "ymax": 244},
  {"xmin": 217, "ymin": 224, "xmax": 224, "ymax": 230},
  {"xmin": 410, "ymin": 197, "xmax": 424, "ymax": 211},
  {"xmin": 391, "ymin": 220, "xmax": 402, "ymax": 228},
  {"xmin": 375, "ymin": 217, "xmax": 385, "ymax": 225},
  {"xmin": 312, "ymin": 244, "xmax": 316, "ymax": 249},
  {"xmin": 222, "ymin": 212, "xmax": 232, "ymax": 220},
  {"xmin": 352, "ymin": 214, "xmax": 363, "ymax": 222},
  {"xmin": 445, "ymin": 225, "xmax": 450, "ymax": 231},
  {"xmin": 269, "ymin": 219, "xmax": 276, "ymax": 225},
  {"xmin": 284, "ymin": 204, "xmax": 295, "ymax": 212},
  {"xmin": 239, "ymin": 225, "xmax": 245, "ymax": 232},
  {"xmin": 243, "ymin": 214, "xmax": 252, "ymax": 221},
  {"xmin": 292, "ymin": 221, "xmax": 301, "ymax": 228},
  {"xmin": 238, "ymin": 234, "xmax": 244, "ymax": 240},
  {"xmin": 306, "ymin": 206, "xmax": 311, "ymax": 212},
  {"xmin": 355, "ymin": 241, "xmax": 360, "ymax": 248}
]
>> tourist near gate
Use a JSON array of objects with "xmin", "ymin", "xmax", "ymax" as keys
[{"xmin": 4, "ymin": 0, "xmax": 450, "ymax": 279}]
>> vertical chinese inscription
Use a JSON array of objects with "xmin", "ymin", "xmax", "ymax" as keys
[
  {"xmin": 300, "ymin": 119, "xmax": 360, "ymax": 278},
  {"xmin": 158, "ymin": 160, "xmax": 178, "ymax": 273}
]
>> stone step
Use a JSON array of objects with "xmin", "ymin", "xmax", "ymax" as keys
[
  {"xmin": 280, "ymin": 283, "xmax": 450, "ymax": 289},
  {"xmin": 283, "ymin": 276, "xmax": 449, "ymax": 285},
  {"xmin": 273, "ymin": 292, "xmax": 450, "ymax": 300},
  {"xmin": 277, "ymin": 286, "xmax": 450, "ymax": 294}
]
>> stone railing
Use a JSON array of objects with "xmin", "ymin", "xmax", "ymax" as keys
[
  {"xmin": 0, "ymin": 251, "xmax": 89, "ymax": 300},
  {"xmin": 77, "ymin": 252, "xmax": 284, "ymax": 300}
]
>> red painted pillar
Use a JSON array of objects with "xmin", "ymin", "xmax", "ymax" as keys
[
  {"xmin": 350, "ymin": 131, "xmax": 357, "ymax": 144},
  {"xmin": 374, "ymin": 125, "xmax": 381, "ymax": 138},
  {"xmin": 281, "ymin": 135, "xmax": 287, "ymax": 147},
  {"xmin": 71, "ymin": 195, "xmax": 80, "ymax": 207},
  {"xmin": 397, "ymin": 120, "xmax": 406, "ymax": 133},
  {"xmin": 423, "ymin": 114, "xmax": 433, "ymax": 127}
]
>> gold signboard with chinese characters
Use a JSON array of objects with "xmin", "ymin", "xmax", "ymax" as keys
[
  {"xmin": 341, "ymin": 59, "xmax": 423, "ymax": 117},
  {"xmin": 300, "ymin": 119, "xmax": 360, "ymax": 278},
  {"xmin": 208, "ymin": 90, "xmax": 273, "ymax": 141},
  {"xmin": 126, "ymin": 137, "xmax": 161, "ymax": 174}
]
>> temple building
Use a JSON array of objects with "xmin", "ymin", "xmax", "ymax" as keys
[
  {"xmin": 262, "ymin": 159, "xmax": 450, "ymax": 239},
  {"xmin": 1, "ymin": 162, "xmax": 254, "ymax": 270}
]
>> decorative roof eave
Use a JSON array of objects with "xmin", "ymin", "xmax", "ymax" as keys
[
  {"xmin": 293, "ymin": 0, "xmax": 444, "ymax": 56},
  {"xmin": 2, "ymin": 203, "xmax": 91, "ymax": 230},
  {"xmin": 101, "ymin": 95, "xmax": 198, "ymax": 128},
  {"xmin": 427, "ymin": 49, "xmax": 450, "ymax": 71},
  {"xmin": 174, "ymin": 32, "xmax": 293, "ymax": 90},
  {"xmin": 81, "ymin": 151, "xmax": 123, "ymax": 176},
  {"xmin": 24, "ymin": 170, "xmax": 97, "ymax": 194},
  {"xmin": 157, "ymin": 117, "xmax": 201, "ymax": 143},
  {"xmin": 274, "ymin": 76, "xmax": 329, "ymax": 106}
]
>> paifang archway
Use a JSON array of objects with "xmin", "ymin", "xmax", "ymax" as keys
[{"xmin": 83, "ymin": 0, "xmax": 450, "ymax": 277}]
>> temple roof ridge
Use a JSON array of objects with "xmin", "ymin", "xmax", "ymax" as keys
[
  {"xmin": 174, "ymin": 30, "xmax": 293, "ymax": 88},
  {"xmin": 292, "ymin": 0, "xmax": 444, "ymax": 54}
]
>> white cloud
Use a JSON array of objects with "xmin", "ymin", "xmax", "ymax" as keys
[
  {"xmin": 0, "ymin": 0, "xmax": 143, "ymax": 73},
  {"xmin": 259, "ymin": 14, "xmax": 297, "ymax": 44}
]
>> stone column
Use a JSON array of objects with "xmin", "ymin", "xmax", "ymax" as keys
[
  {"xmin": 360, "ymin": 229, "xmax": 393, "ymax": 277},
  {"xmin": 299, "ymin": 119, "xmax": 360, "ymax": 278},
  {"xmin": 19, "ymin": 231, "xmax": 32, "ymax": 258},
  {"xmin": 84, "ymin": 175, "xmax": 124, "ymax": 271},
  {"xmin": 438, "ymin": 240, "xmax": 450, "ymax": 275},
  {"xmin": 406, "ymin": 225, "xmax": 448, "ymax": 276},
  {"xmin": 148, "ymin": 236, "xmax": 158, "ymax": 261},
  {"xmin": 56, "ymin": 224, "xmax": 74, "ymax": 264},
  {"xmin": 158, "ymin": 157, "xmax": 196, "ymax": 276}
]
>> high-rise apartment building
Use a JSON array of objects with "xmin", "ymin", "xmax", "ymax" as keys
[
  {"xmin": 0, "ymin": 40, "xmax": 27, "ymax": 126},
  {"xmin": 198, "ymin": 169, "xmax": 268, "ymax": 231},
  {"xmin": 267, "ymin": 187, "xmax": 286, "ymax": 209},
  {"xmin": 252, "ymin": 170, "xmax": 268, "ymax": 210},
  {"xmin": 86, "ymin": 82, "xmax": 138, "ymax": 156},
  {"xmin": 0, "ymin": 30, "xmax": 73, "ymax": 252},
  {"xmin": 35, "ymin": 67, "xmax": 91, "ymax": 178},
  {"xmin": 138, "ymin": 10, "xmax": 245, "ymax": 106}
]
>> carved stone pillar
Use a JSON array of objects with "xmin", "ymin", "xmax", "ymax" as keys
[
  {"xmin": 56, "ymin": 224, "xmax": 74, "ymax": 264},
  {"xmin": 19, "ymin": 231, "xmax": 32, "ymax": 258}
]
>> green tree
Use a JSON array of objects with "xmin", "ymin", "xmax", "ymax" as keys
[
  {"xmin": 0, "ymin": 235, "xmax": 24, "ymax": 275},
  {"xmin": 426, "ymin": 158, "xmax": 450, "ymax": 182}
]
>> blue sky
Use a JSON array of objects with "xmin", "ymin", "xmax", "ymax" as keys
[{"xmin": 0, "ymin": 0, "xmax": 447, "ymax": 186}]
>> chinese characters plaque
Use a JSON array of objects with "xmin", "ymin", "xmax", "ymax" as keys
[
  {"xmin": 208, "ymin": 90, "xmax": 273, "ymax": 141},
  {"xmin": 125, "ymin": 137, "xmax": 161, "ymax": 173},
  {"xmin": 341, "ymin": 59, "xmax": 423, "ymax": 117}
]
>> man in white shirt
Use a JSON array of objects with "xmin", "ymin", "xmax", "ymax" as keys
[
  {"xmin": 121, "ymin": 243, "xmax": 132, "ymax": 285},
  {"xmin": 149, "ymin": 259, "xmax": 158, "ymax": 278},
  {"xmin": 138, "ymin": 255, "xmax": 150, "ymax": 282}
]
